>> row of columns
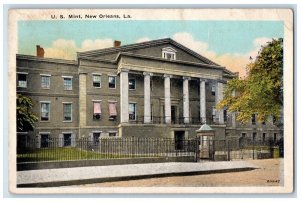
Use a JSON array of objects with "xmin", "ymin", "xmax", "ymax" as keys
[{"xmin": 120, "ymin": 69, "xmax": 227, "ymax": 125}]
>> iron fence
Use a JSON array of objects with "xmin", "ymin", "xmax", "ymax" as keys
[
  {"xmin": 17, "ymin": 137, "xmax": 197, "ymax": 163},
  {"xmin": 128, "ymin": 116, "xmax": 204, "ymax": 125},
  {"xmin": 17, "ymin": 135, "xmax": 283, "ymax": 163},
  {"xmin": 196, "ymin": 137, "xmax": 283, "ymax": 161}
]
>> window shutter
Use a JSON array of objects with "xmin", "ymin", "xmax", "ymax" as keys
[
  {"xmin": 58, "ymin": 134, "xmax": 63, "ymax": 147},
  {"xmin": 71, "ymin": 133, "xmax": 76, "ymax": 147},
  {"xmin": 36, "ymin": 135, "xmax": 41, "ymax": 148}
]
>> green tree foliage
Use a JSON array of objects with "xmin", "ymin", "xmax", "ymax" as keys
[
  {"xmin": 217, "ymin": 38, "xmax": 283, "ymax": 124},
  {"xmin": 17, "ymin": 94, "xmax": 38, "ymax": 132}
]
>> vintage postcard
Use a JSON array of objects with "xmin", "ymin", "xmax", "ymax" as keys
[{"xmin": 8, "ymin": 8, "xmax": 293, "ymax": 194}]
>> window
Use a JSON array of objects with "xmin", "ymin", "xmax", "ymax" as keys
[
  {"xmin": 242, "ymin": 133, "xmax": 246, "ymax": 138},
  {"xmin": 129, "ymin": 103, "xmax": 136, "ymax": 121},
  {"xmin": 108, "ymin": 76, "xmax": 116, "ymax": 89},
  {"xmin": 212, "ymin": 107, "xmax": 216, "ymax": 123},
  {"xmin": 93, "ymin": 74, "xmax": 101, "ymax": 88},
  {"xmin": 93, "ymin": 101, "xmax": 102, "ymax": 120},
  {"xmin": 17, "ymin": 72, "xmax": 27, "ymax": 88},
  {"xmin": 253, "ymin": 132, "xmax": 257, "ymax": 140},
  {"xmin": 93, "ymin": 132, "xmax": 101, "ymax": 144},
  {"xmin": 40, "ymin": 102, "xmax": 50, "ymax": 121},
  {"xmin": 163, "ymin": 52, "xmax": 175, "ymax": 60},
  {"xmin": 109, "ymin": 132, "xmax": 117, "ymax": 137},
  {"xmin": 129, "ymin": 78, "xmax": 136, "ymax": 90},
  {"xmin": 262, "ymin": 133, "xmax": 266, "ymax": 142},
  {"xmin": 211, "ymin": 85, "xmax": 216, "ymax": 96},
  {"xmin": 63, "ymin": 77, "xmax": 72, "ymax": 90},
  {"xmin": 63, "ymin": 103, "xmax": 72, "ymax": 121},
  {"xmin": 40, "ymin": 134, "xmax": 49, "ymax": 148},
  {"xmin": 223, "ymin": 109, "xmax": 227, "ymax": 122},
  {"xmin": 274, "ymin": 133, "xmax": 277, "ymax": 142},
  {"xmin": 41, "ymin": 74, "xmax": 50, "ymax": 89},
  {"xmin": 251, "ymin": 114, "xmax": 256, "ymax": 125},
  {"xmin": 162, "ymin": 47, "xmax": 177, "ymax": 60},
  {"xmin": 108, "ymin": 102, "xmax": 117, "ymax": 120},
  {"xmin": 63, "ymin": 133, "xmax": 72, "ymax": 147}
]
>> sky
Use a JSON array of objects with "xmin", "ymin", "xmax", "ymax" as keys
[{"xmin": 18, "ymin": 20, "xmax": 284, "ymax": 77}]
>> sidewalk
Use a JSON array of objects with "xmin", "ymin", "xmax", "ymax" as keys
[{"xmin": 17, "ymin": 161, "xmax": 258, "ymax": 187}]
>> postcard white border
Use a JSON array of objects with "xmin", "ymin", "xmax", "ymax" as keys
[{"xmin": 8, "ymin": 8, "xmax": 294, "ymax": 194}]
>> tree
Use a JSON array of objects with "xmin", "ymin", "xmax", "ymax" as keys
[
  {"xmin": 217, "ymin": 38, "xmax": 283, "ymax": 124},
  {"xmin": 17, "ymin": 94, "xmax": 38, "ymax": 132}
]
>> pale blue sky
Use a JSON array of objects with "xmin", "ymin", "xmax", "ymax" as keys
[
  {"xmin": 18, "ymin": 20, "xmax": 284, "ymax": 76},
  {"xmin": 18, "ymin": 20, "xmax": 283, "ymax": 55}
]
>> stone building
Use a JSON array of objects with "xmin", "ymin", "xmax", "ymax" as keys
[{"xmin": 16, "ymin": 38, "xmax": 282, "ymax": 147}]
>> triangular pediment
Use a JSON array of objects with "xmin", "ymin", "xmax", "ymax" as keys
[{"xmin": 78, "ymin": 38, "xmax": 219, "ymax": 66}]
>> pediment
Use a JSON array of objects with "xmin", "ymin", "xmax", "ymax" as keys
[{"xmin": 78, "ymin": 38, "xmax": 219, "ymax": 66}]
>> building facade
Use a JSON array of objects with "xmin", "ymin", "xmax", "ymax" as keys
[{"xmin": 16, "ymin": 38, "xmax": 282, "ymax": 147}]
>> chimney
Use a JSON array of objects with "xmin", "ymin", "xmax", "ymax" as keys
[
  {"xmin": 114, "ymin": 40, "xmax": 121, "ymax": 47},
  {"xmin": 36, "ymin": 45, "xmax": 45, "ymax": 58}
]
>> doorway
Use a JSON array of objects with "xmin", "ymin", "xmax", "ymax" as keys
[{"xmin": 174, "ymin": 131, "xmax": 185, "ymax": 150}]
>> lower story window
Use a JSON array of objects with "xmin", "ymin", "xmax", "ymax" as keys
[
  {"xmin": 93, "ymin": 101, "xmax": 102, "ymax": 120},
  {"xmin": 93, "ymin": 132, "xmax": 101, "ymax": 144},
  {"xmin": 109, "ymin": 132, "xmax": 117, "ymax": 137},
  {"xmin": 63, "ymin": 133, "xmax": 72, "ymax": 147},
  {"xmin": 40, "ymin": 134, "xmax": 49, "ymax": 148}
]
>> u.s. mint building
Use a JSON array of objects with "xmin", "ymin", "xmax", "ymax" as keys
[{"xmin": 16, "ymin": 38, "xmax": 282, "ymax": 147}]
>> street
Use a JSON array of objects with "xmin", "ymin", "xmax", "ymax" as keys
[{"xmin": 70, "ymin": 158, "xmax": 283, "ymax": 187}]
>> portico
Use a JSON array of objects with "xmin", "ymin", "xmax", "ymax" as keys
[{"xmin": 118, "ymin": 65, "xmax": 226, "ymax": 126}]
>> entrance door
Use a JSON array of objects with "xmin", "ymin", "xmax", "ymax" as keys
[
  {"xmin": 171, "ymin": 105, "xmax": 177, "ymax": 124},
  {"xmin": 175, "ymin": 131, "xmax": 185, "ymax": 150}
]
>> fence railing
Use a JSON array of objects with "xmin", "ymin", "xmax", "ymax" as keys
[
  {"xmin": 17, "ymin": 136, "xmax": 283, "ymax": 163},
  {"xmin": 128, "ymin": 116, "xmax": 205, "ymax": 125},
  {"xmin": 17, "ymin": 137, "xmax": 197, "ymax": 163}
]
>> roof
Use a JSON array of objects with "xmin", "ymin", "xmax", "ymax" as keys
[
  {"xmin": 77, "ymin": 38, "xmax": 219, "ymax": 66},
  {"xmin": 197, "ymin": 124, "xmax": 214, "ymax": 132},
  {"xmin": 16, "ymin": 54, "xmax": 77, "ymax": 65}
]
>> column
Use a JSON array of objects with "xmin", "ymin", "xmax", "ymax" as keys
[
  {"xmin": 120, "ymin": 69, "xmax": 129, "ymax": 123},
  {"xmin": 216, "ymin": 81, "xmax": 224, "ymax": 124},
  {"xmin": 231, "ymin": 90, "xmax": 236, "ymax": 128},
  {"xmin": 183, "ymin": 77, "xmax": 190, "ymax": 124},
  {"xmin": 164, "ymin": 74, "xmax": 172, "ymax": 124},
  {"xmin": 79, "ymin": 73, "xmax": 87, "ymax": 129},
  {"xmin": 143, "ymin": 72, "xmax": 152, "ymax": 123},
  {"xmin": 200, "ymin": 79, "xmax": 206, "ymax": 123}
]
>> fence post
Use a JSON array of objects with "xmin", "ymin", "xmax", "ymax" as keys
[
  {"xmin": 227, "ymin": 140, "xmax": 230, "ymax": 161},
  {"xmin": 252, "ymin": 136, "xmax": 255, "ymax": 160}
]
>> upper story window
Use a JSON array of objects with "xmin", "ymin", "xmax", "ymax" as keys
[
  {"xmin": 108, "ymin": 76, "xmax": 116, "ymax": 89},
  {"xmin": 162, "ymin": 47, "xmax": 177, "ymax": 60},
  {"xmin": 41, "ymin": 74, "xmax": 51, "ymax": 89},
  {"xmin": 223, "ymin": 109, "xmax": 227, "ymax": 122},
  {"xmin": 211, "ymin": 85, "xmax": 216, "ymax": 96},
  {"xmin": 212, "ymin": 107, "xmax": 217, "ymax": 123},
  {"xmin": 62, "ymin": 76, "xmax": 73, "ymax": 90},
  {"xmin": 17, "ymin": 72, "xmax": 28, "ymax": 88},
  {"xmin": 129, "ymin": 103, "xmax": 136, "ymax": 121},
  {"xmin": 40, "ymin": 101, "xmax": 50, "ymax": 121},
  {"xmin": 251, "ymin": 114, "xmax": 256, "ymax": 125},
  {"xmin": 92, "ymin": 74, "xmax": 101, "ymax": 88},
  {"xmin": 129, "ymin": 78, "xmax": 136, "ymax": 90},
  {"xmin": 63, "ymin": 103, "xmax": 72, "ymax": 122}
]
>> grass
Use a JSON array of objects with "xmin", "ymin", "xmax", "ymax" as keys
[{"xmin": 17, "ymin": 147, "xmax": 151, "ymax": 162}]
